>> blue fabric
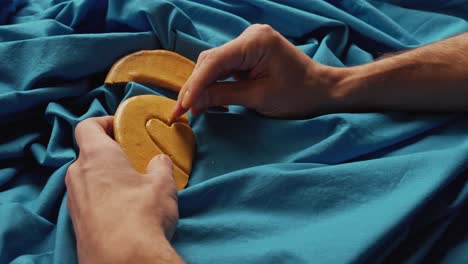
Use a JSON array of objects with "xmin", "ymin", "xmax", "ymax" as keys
[{"xmin": 1, "ymin": 0, "xmax": 467, "ymax": 263}]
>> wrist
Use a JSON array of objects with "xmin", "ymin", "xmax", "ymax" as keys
[
  {"xmin": 94, "ymin": 228, "xmax": 182, "ymax": 264},
  {"xmin": 307, "ymin": 63, "xmax": 364, "ymax": 113},
  {"xmin": 331, "ymin": 66, "xmax": 368, "ymax": 112}
]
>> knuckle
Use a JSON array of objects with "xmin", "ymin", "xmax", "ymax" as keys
[
  {"xmin": 74, "ymin": 119, "xmax": 90, "ymax": 136},
  {"xmin": 202, "ymin": 48, "xmax": 217, "ymax": 63},
  {"xmin": 76, "ymin": 159, "xmax": 93, "ymax": 174},
  {"xmin": 66, "ymin": 160, "xmax": 92, "ymax": 179},
  {"xmin": 65, "ymin": 163, "xmax": 77, "ymax": 186},
  {"xmin": 246, "ymin": 24, "xmax": 265, "ymax": 32},
  {"xmin": 75, "ymin": 117, "xmax": 101, "ymax": 135},
  {"xmin": 247, "ymin": 24, "xmax": 275, "ymax": 36},
  {"xmin": 258, "ymin": 24, "xmax": 274, "ymax": 33},
  {"xmin": 244, "ymin": 24, "xmax": 278, "ymax": 51},
  {"xmin": 198, "ymin": 50, "xmax": 210, "ymax": 62},
  {"xmin": 258, "ymin": 26, "xmax": 278, "ymax": 43},
  {"xmin": 78, "ymin": 145, "xmax": 96, "ymax": 159},
  {"xmin": 196, "ymin": 49, "xmax": 218, "ymax": 71}
]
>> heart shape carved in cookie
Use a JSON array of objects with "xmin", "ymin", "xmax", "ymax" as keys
[{"xmin": 114, "ymin": 95, "xmax": 195, "ymax": 190}]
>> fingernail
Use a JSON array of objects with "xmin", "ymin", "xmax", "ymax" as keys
[
  {"xmin": 156, "ymin": 154, "xmax": 171, "ymax": 163},
  {"xmin": 175, "ymin": 99, "xmax": 183, "ymax": 111},
  {"xmin": 181, "ymin": 90, "xmax": 190, "ymax": 109}
]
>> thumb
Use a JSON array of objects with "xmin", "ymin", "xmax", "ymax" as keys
[
  {"xmin": 145, "ymin": 154, "xmax": 174, "ymax": 180},
  {"xmin": 191, "ymin": 79, "xmax": 266, "ymax": 112}
]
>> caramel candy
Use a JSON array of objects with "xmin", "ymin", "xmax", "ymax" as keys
[
  {"xmin": 105, "ymin": 50, "xmax": 195, "ymax": 92},
  {"xmin": 113, "ymin": 95, "xmax": 195, "ymax": 190}
]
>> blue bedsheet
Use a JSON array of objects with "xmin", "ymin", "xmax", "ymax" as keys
[{"xmin": 1, "ymin": 0, "xmax": 468, "ymax": 263}]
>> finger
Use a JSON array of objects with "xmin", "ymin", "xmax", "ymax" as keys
[
  {"xmin": 172, "ymin": 24, "xmax": 272, "ymax": 121},
  {"xmin": 169, "ymin": 100, "xmax": 185, "ymax": 124},
  {"xmin": 171, "ymin": 51, "xmax": 211, "ymax": 122},
  {"xmin": 74, "ymin": 116, "xmax": 115, "ymax": 149},
  {"xmin": 177, "ymin": 49, "xmax": 211, "ymax": 105},
  {"xmin": 179, "ymin": 58, "xmax": 232, "ymax": 104},
  {"xmin": 180, "ymin": 48, "xmax": 212, "ymax": 94},
  {"xmin": 145, "ymin": 154, "xmax": 174, "ymax": 182},
  {"xmin": 180, "ymin": 41, "xmax": 246, "ymax": 110},
  {"xmin": 191, "ymin": 80, "xmax": 265, "ymax": 111},
  {"xmin": 179, "ymin": 31, "xmax": 265, "ymax": 109},
  {"xmin": 173, "ymin": 31, "xmax": 250, "ymax": 120}
]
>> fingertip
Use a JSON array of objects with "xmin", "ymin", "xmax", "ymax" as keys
[
  {"xmin": 156, "ymin": 154, "xmax": 173, "ymax": 164},
  {"xmin": 146, "ymin": 154, "xmax": 173, "ymax": 175},
  {"xmin": 170, "ymin": 100, "xmax": 186, "ymax": 123}
]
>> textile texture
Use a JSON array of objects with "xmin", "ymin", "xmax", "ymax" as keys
[{"xmin": 0, "ymin": 0, "xmax": 467, "ymax": 263}]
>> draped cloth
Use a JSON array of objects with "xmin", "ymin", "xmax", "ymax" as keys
[{"xmin": 1, "ymin": 1, "xmax": 467, "ymax": 263}]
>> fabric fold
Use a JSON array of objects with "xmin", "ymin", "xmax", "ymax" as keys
[{"xmin": 0, "ymin": 1, "xmax": 467, "ymax": 263}]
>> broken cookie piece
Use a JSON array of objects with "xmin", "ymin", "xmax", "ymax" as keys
[{"xmin": 105, "ymin": 50, "xmax": 195, "ymax": 92}]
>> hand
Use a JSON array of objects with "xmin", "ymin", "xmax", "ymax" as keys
[
  {"xmin": 171, "ymin": 24, "xmax": 347, "ymax": 119},
  {"xmin": 66, "ymin": 117, "xmax": 183, "ymax": 264}
]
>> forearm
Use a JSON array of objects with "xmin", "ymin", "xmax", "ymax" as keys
[{"xmin": 336, "ymin": 33, "xmax": 468, "ymax": 112}]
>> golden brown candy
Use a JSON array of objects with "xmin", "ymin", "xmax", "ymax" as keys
[
  {"xmin": 105, "ymin": 50, "xmax": 195, "ymax": 92},
  {"xmin": 113, "ymin": 95, "xmax": 195, "ymax": 190}
]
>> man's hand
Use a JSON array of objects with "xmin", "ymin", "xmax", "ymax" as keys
[
  {"xmin": 171, "ymin": 24, "xmax": 346, "ymax": 119},
  {"xmin": 171, "ymin": 25, "xmax": 468, "ymax": 120},
  {"xmin": 66, "ymin": 116, "xmax": 184, "ymax": 264}
]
